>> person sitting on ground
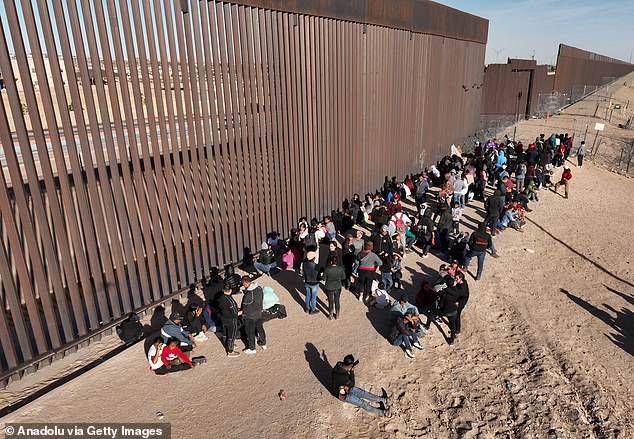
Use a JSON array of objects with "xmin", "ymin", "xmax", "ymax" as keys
[
  {"xmin": 261, "ymin": 285, "xmax": 287, "ymax": 321},
  {"xmin": 159, "ymin": 338, "xmax": 196, "ymax": 372},
  {"xmin": 254, "ymin": 242, "xmax": 277, "ymax": 276},
  {"xmin": 390, "ymin": 312, "xmax": 424, "ymax": 359},
  {"xmin": 183, "ymin": 303, "xmax": 208, "ymax": 342},
  {"xmin": 217, "ymin": 285, "xmax": 241, "ymax": 357},
  {"xmin": 390, "ymin": 294, "xmax": 419, "ymax": 319},
  {"xmin": 161, "ymin": 311, "xmax": 196, "ymax": 351},
  {"xmin": 116, "ymin": 312, "xmax": 143, "ymax": 344},
  {"xmin": 368, "ymin": 281, "xmax": 391, "ymax": 309},
  {"xmin": 331, "ymin": 354, "xmax": 391, "ymax": 417},
  {"xmin": 148, "ymin": 337, "xmax": 193, "ymax": 375}
]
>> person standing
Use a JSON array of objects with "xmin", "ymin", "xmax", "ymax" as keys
[
  {"xmin": 356, "ymin": 243, "xmax": 382, "ymax": 302},
  {"xmin": 463, "ymin": 222, "xmax": 498, "ymax": 281},
  {"xmin": 331, "ymin": 354, "xmax": 391, "ymax": 417},
  {"xmin": 554, "ymin": 166, "xmax": 573, "ymax": 198},
  {"xmin": 217, "ymin": 285, "xmax": 241, "ymax": 357},
  {"xmin": 303, "ymin": 251, "xmax": 320, "ymax": 314},
  {"xmin": 323, "ymin": 255, "xmax": 346, "ymax": 320},
  {"xmin": 453, "ymin": 272, "xmax": 470, "ymax": 337},
  {"xmin": 484, "ymin": 189, "xmax": 505, "ymax": 236},
  {"xmin": 577, "ymin": 141, "xmax": 586, "ymax": 168},
  {"xmin": 423, "ymin": 277, "xmax": 466, "ymax": 346},
  {"xmin": 240, "ymin": 276, "xmax": 266, "ymax": 354}
]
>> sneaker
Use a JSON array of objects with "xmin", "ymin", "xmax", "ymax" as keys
[
  {"xmin": 383, "ymin": 406, "xmax": 393, "ymax": 418},
  {"xmin": 413, "ymin": 342, "xmax": 424, "ymax": 350},
  {"xmin": 448, "ymin": 339, "xmax": 455, "ymax": 346},
  {"xmin": 358, "ymin": 295, "xmax": 363, "ymax": 302},
  {"xmin": 227, "ymin": 351, "xmax": 240, "ymax": 357},
  {"xmin": 422, "ymin": 324, "xmax": 430, "ymax": 331},
  {"xmin": 405, "ymin": 350, "xmax": 415, "ymax": 359},
  {"xmin": 259, "ymin": 344, "xmax": 268, "ymax": 350},
  {"xmin": 192, "ymin": 356, "xmax": 207, "ymax": 365},
  {"xmin": 195, "ymin": 333, "xmax": 209, "ymax": 342},
  {"xmin": 381, "ymin": 387, "xmax": 393, "ymax": 406},
  {"xmin": 422, "ymin": 253, "xmax": 429, "ymax": 258},
  {"xmin": 491, "ymin": 252, "xmax": 500, "ymax": 258},
  {"xmin": 243, "ymin": 349, "xmax": 257, "ymax": 355},
  {"xmin": 309, "ymin": 309, "xmax": 319, "ymax": 315},
  {"xmin": 328, "ymin": 314, "xmax": 333, "ymax": 320}
]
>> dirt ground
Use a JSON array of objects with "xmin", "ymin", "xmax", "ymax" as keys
[{"xmin": 1, "ymin": 157, "xmax": 633, "ymax": 438}]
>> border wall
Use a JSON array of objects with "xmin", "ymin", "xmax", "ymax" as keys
[{"xmin": 0, "ymin": 0, "xmax": 487, "ymax": 378}]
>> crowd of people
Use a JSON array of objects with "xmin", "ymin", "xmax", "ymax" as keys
[{"xmin": 144, "ymin": 131, "xmax": 581, "ymax": 416}]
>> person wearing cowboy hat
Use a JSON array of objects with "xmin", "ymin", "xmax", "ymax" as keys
[{"xmin": 331, "ymin": 354, "xmax": 392, "ymax": 416}]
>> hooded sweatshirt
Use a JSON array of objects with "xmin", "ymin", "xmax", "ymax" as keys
[
  {"xmin": 241, "ymin": 283, "xmax": 264, "ymax": 320},
  {"xmin": 160, "ymin": 319, "xmax": 193, "ymax": 346}
]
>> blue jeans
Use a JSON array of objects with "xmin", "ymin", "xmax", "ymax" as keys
[
  {"xmin": 452, "ymin": 193, "xmax": 464, "ymax": 208},
  {"xmin": 305, "ymin": 284, "xmax": 318, "ymax": 311},
  {"xmin": 380, "ymin": 272, "xmax": 393, "ymax": 291},
  {"xmin": 254, "ymin": 261, "xmax": 276, "ymax": 274},
  {"xmin": 464, "ymin": 250, "xmax": 486, "ymax": 279},
  {"xmin": 344, "ymin": 387, "xmax": 386, "ymax": 415},
  {"xmin": 392, "ymin": 332, "xmax": 420, "ymax": 351}
]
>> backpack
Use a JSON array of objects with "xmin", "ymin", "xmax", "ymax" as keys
[
  {"xmin": 391, "ymin": 213, "xmax": 407, "ymax": 233},
  {"xmin": 304, "ymin": 233, "xmax": 317, "ymax": 250}
]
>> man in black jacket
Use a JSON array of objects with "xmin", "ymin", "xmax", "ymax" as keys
[
  {"xmin": 331, "ymin": 354, "xmax": 390, "ymax": 416},
  {"xmin": 453, "ymin": 272, "xmax": 469, "ymax": 337},
  {"xmin": 372, "ymin": 225, "xmax": 394, "ymax": 275},
  {"xmin": 464, "ymin": 222, "xmax": 498, "ymax": 280},
  {"xmin": 217, "ymin": 285, "xmax": 241, "ymax": 357},
  {"xmin": 241, "ymin": 276, "xmax": 266, "ymax": 354},
  {"xmin": 423, "ymin": 276, "xmax": 468, "ymax": 346},
  {"xmin": 484, "ymin": 189, "xmax": 505, "ymax": 236}
]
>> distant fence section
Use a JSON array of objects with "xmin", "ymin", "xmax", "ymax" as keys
[{"xmin": 0, "ymin": 0, "xmax": 486, "ymax": 377}]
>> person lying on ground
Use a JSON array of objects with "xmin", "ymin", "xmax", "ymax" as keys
[
  {"xmin": 331, "ymin": 354, "xmax": 391, "ymax": 417},
  {"xmin": 160, "ymin": 311, "xmax": 196, "ymax": 351}
]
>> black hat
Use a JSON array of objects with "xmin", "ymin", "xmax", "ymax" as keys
[
  {"xmin": 169, "ymin": 311, "xmax": 183, "ymax": 321},
  {"xmin": 343, "ymin": 354, "xmax": 356, "ymax": 366}
]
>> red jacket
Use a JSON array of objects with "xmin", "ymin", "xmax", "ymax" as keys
[
  {"xmin": 160, "ymin": 345, "xmax": 192, "ymax": 365},
  {"xmin": 562, "ymin": 169, "xmax": 572, "ymax": 181}
]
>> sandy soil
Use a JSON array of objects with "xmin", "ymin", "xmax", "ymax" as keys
[{"xmin": 1, "ymin": 159, "xmax": 633, "ymax": 438}]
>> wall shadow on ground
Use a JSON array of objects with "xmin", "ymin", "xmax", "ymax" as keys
[{"xmin": 560, "ymin": 287, "xmax": 633, "ymax": 357}]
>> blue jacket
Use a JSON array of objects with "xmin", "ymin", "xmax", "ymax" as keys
[{"xmin": 160, "ymin": 319, "xmax": 192, "ymax": 346}]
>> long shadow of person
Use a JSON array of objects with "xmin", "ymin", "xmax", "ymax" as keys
[{"xmin": 304, "ymin": 342, "xmax": 332, "ymax": 393}]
